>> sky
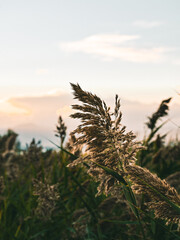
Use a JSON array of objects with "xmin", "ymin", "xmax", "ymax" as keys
[{"xmin": 0, "ymin": 0, "xmax": 180, "ymax": 147}]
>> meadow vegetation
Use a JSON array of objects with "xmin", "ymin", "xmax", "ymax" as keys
[{"xmin": 0, "ymin": 84, "xmax": 180, "ymax": 239}]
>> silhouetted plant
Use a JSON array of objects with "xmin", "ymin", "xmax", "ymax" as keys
[
  {"xmin": 0, "ymin": 85, "xmax": 179, "ymax": 240},
  {"xmin": 55, "ymin": 116, "xmax": 67, "ymax": 147}
]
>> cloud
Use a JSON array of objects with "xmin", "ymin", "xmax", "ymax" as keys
[
  {"xmin": 0, "ymin": 91, "xmax": 75, "ymax": 146},
  {"xmin": 7, "ymin": 99, "xmax": 32, "ymax": 115},
  {"xmin": 133, "ymin": 20, "xmax": 163, "ymax": 28},
  {"xmin": 0, "ymin": 90, "xmax": 73, "ymax": 129},
  {"xmin": 0, "ymin": 90, "xmax": 179, "ymax": 147},
  {"xmin": 0, "ymin": 98, "xmax": 31, "ymax": 115},
  {"xmin": 59, "ymin": 34, "xmax": 169, "ymax": 63},
  {"xmin": 8, "ymin": 92, "xmax": 73, "ymax": 121}
]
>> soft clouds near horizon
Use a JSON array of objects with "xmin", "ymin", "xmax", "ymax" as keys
[
  {"xmin": 0, "ymin": 91, "xmax": 74, "ymax": 147},
  {"xmin": 59, "ymin": 34, "xmax": 170, "ymax": 63},
  {"xmin": 0, "ymin": 90, "xmax": 179, "ymax": 147}
]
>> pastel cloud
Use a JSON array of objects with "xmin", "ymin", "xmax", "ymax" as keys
[
  {"xmin": 0, "ymin": 98, "xmax": 31, "ymax": 115},
  {"xmin": 0, "ymin": 91, "xmax": 71, "ymax": 125},
  {"xmin": 8, "ymin": 91, "xmax": 73, "ymax": 124},
  {"xmin": 0, "ymin": 91, "xmax": 74, "ymax": 146},
  {"xmin": 0, "ymin": 91, "xmax": 179, "ymax": 147},
  {"xmin": 133, "ymin": 20, "xmax": 163, "ymax": 28},
  {"xmin": 59, "ymin": 34, "xmax": 169, "ymax": 63}
]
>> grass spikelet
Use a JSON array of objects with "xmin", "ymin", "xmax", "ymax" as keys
[
  {"xmin": 125, "ymin": 164, "xmax": 180, "ymax": 225},
  {"xmin": 68, "ymin": 83, "xmax": 142, "ymax": 196},
  {"xmin": 55, "ymin": 115, "xmax": 67, "ymax": 147},
  {"xmin": 146, "ymin": 98, "xmax": 171, "ymax": 131}
]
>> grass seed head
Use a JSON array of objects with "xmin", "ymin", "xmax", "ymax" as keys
[
  {"xmin": 68, "ymin": 83, "xmax": 143, "ymax": 196},
  {"xmin": 125, "ymin": 164, "xmax": 180, "ymax": 225},
  {"xmin": 33, "ymin": 179, "xmax": 60, "ymax": 221}
]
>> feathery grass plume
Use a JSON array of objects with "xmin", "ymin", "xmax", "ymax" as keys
[
  {"xmin": 68, "ymin": 83, "xmax": 142, "ymax": 196},
  {"xmin": 125, "ymin": 164, "xmax": 180, "ymax": 225},
  {"xmin": 33, "ymin": 179, "xmax": 60, "ymax": 221},
  {"xmin": 55, "ymin": 115, "xmax": 67, "ymax": 147},
  {"xmin": 0, "ymin": 130, "xmax": 20, "ymax": 180},
  {"xmin": 146, "ymin": 98, "xmax": 171, "ymax": 131},
  {"xmin": 0, "ymin": 129, "xmax": 18, "ymax": 154},
  {"xmin": 4, "ymin": 131, "xmax": 18, "ymax": 152}
]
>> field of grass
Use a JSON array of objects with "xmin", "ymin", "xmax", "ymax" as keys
[{"xmin": 0, "ymin": 84, "xmax": 180, "ymax": 240}]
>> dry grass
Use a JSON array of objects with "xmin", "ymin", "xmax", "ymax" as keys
[
  {"xmin": 68, "ymin": 83, "xmax": 142, "ymax": 196},
  {"xmin": 0, "ymin": 84, "xmax": 180, "ymax": 239},
  {"xmin": 68, "ymin": 83, "xmax": 180, "ymax": 228}
]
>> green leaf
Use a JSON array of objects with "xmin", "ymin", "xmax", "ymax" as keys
[{"xmin": 101, "ymin": 219, "xmax": 139, "ymax": 224}]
